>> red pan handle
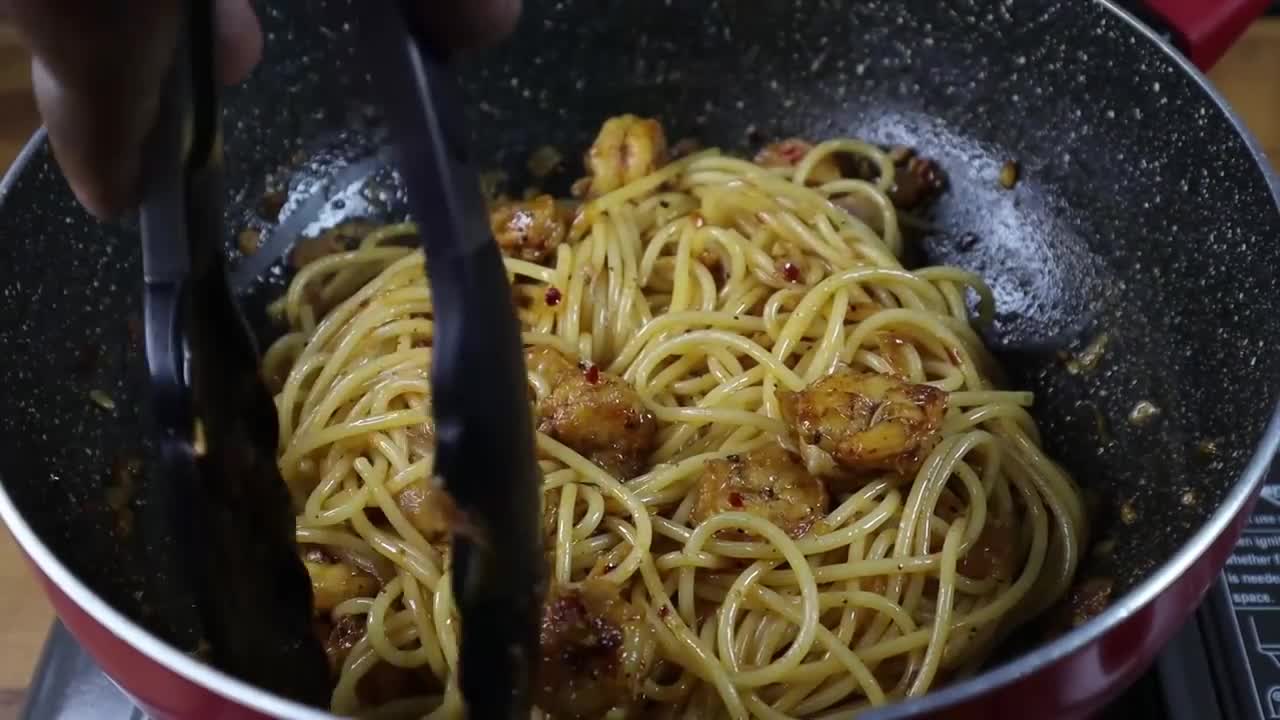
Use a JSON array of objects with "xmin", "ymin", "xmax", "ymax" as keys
[{"xmin": 1139, "ymin": 0, "xmax": 1271, "ymax": 69}]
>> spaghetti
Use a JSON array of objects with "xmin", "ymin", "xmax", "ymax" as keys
[{"xmin": 264, "ymin": 116, "xmax": 1087, "ymax": 719}]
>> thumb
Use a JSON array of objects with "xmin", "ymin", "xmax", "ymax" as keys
[
  {"xmin": 412, "ymin": 0, "xmax": 522, "ymax": 50},
  {"xmin": 8, "ymin": 0, "xmax": 262, "ymax": 219}
]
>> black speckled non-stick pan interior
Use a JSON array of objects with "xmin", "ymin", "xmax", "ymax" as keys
[{"xmin": 1, "ymin": 0, "xmax": 1278, "ymax": 710}]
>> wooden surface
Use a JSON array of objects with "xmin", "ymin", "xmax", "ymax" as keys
[
  {"xmin": 0, "ymin": 24, "xmax": 47, "ymax": 720},
  {"xmin": 1209, "ymin": 19, "xmax": 1280, "ymax": 165},
  {"xmin": 0, "ymin": 16, "xmax": 1278, "ymax": 719}
]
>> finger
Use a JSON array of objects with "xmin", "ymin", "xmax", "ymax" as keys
[
  {"xmin": 413, "ymin": 0, "xmax": 522, "ymax": 50},
  {"xmin": 10, "ymin": 0, "xmax": 180, "ymax": 217},
  {"xmin": 8, "ymin": 0, "xmax": 263, "ymax": 218},
  {"xmin": 30, "ymin": 59, "xmax": 155, "ymax": 218},
  {"xmin": 215, "ymin": 0, "xmax": 262, "ymax": 85}
]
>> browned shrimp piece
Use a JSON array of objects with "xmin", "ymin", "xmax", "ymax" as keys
[
  {"xmin": 358, "ymin": 663, "xmax": 435, "ymax": 708},
  {"xmin": 390, "ymin": 420, "xmax": 451, "ymax": 540},
  {"xmin": 754, "ymin": 137, "xmax": 841, "ymax": 185},
  {"xmin": 526, "ymin": 346, "xmax": 657, "ymax": 478},
  {"xmin": 394, "ymin": 479, "xmax": 451, "ymax": 541},
  {"xmin": 888, "ymin": 151, "xmax": 946, "ymax": 210},
  {"xmin": 324, "ymin": 615, "xmax": 437, "ymax": 704},
  {"xmin": 583, "ymin": 114, "xmax": 668, "ymax": 196},
  {"xmin": 536, "ymin": 579, "xmax": 656, "ymax": 719},
  {"xmin": 405, "ymin": 421, "xmax": 434, "ymax": 460},
  {"xmin": 489, "ymin": 194, "xmax": 568, "ymax": 263},
  {"xmin": 690, "ymin": 444, "xmax": 829, "ymax": 538},
  {"xmin": 325, "ymin": 614, "xmax": 365, "ymax": 673},
  {"xmin": 305, "ymin": 559, "xmax": 379, "ymax": 614},
  {"xmin": 779, "ymin": 369, "xmax": 947, "ymax": 478}
]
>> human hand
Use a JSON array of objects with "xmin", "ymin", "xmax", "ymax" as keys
[{"xmin": 3, "ymin": 0, "xmax": 521, "ymax": 218}]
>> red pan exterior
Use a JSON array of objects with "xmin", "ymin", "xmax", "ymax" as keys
[
  {"xmin": 2, "ymin": 0, "xmax": 1278, "ymax": 718},
  {"xmin": 28, "ymin": 559, "xmax": 276, "ymax": 720},
  {"xmin": 1142, "ymin": 0, "xmax": 1273, "ymax": 68},
  {"xmin": 1, "ymin": 479, "xmax": 328, "ymax": 719},
  {"xmin": 7, "ymin": 483, "xmax": 1264, "ymax": 719}
]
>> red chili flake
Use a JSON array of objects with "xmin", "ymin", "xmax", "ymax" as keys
[
  {"xmin": 584, "ymin": 365, "xmax": 601, "ymax": 384},
  {"xmin": 781, "ymin": 262, "xmax": 800, "ymax": 282},
  {"xmin": 728, "ymin": 492, "xmax": 744, "ymax": 508},
  {"xmin": 544, "ymin": 286, "xmax": 562, "ymax": 306},
  {"xmin": 658, "ymin": 605, "xmax": 671, "ymax": 618},
  {"xmin": 778, "ymin": 139, "xmax": 811, "ymax": 165}
]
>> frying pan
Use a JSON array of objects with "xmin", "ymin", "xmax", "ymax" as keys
[{"xmin": 1, "ymin": 0, "xmax": 1278, "ymax": 718}]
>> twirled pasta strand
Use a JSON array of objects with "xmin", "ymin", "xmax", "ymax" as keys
[{"xmin": 268, "ymin": 140, "xmax": 1085, "ymax": 719}]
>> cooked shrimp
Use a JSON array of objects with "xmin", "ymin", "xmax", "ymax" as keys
[
  {"xmin": 690, "ymin": 444, "xmax": 829, "ymax": 538},
  {"xmin": 754, "ymin": 137, "xmax": 841, "ymax": 185},
  {"xmin": 325, "ymin": 614, "xmax": 365, "ymax": 672},
  {"xmin": 584, "ymin": 114, "xmax": 668, "ymax": 196},
  {"xmin": 305, "ymin": 559, "xmax": 379, "ymax": 614},
  {"xmin": 324, "ymin": 615, "xmax": 436, "ymax": 704},
  {"xmin": 405, "ymin": 421, "xmax": 434, "ymax": 461},
  {"xmin": 490, "ymin": 194, "xmax": 569, "ymax": 263},
  {"xmin": 780, "ymin": 369, "xmax": 947, "ymax": 477},
  {"xmin": 394, "ymin": 479, "xmax": 451, "ymax": 541},
  {"xmin": 888, "ymin": 151, "xmax": 946, "ymax": 210},
  {"xmin": 535, "ymin": 579, "xmax": 656, "ymax": 719},
  {"xmin": 526, "ymin": 346, "xmax": 657, "ymax": 478}
]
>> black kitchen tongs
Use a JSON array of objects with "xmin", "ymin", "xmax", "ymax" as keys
[
  {"xmin": 138, "ymin": 1, "xmax": 544, "ymax": 717},
  {"xmin": 137, "ymin": 0, "xmax": 331, "ymax": 707},
  {"xmin": 357, "ymin": 4, "xmax": 546, "ymax": 718}
]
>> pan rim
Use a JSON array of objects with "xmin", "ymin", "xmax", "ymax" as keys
[
  {"xmin": 0, "ymin": 0, "xmax": 1278, "ymax": 716},
  {"xmin": 0, "ymin": 135, "xmax": 337, "ymax": 717}
]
